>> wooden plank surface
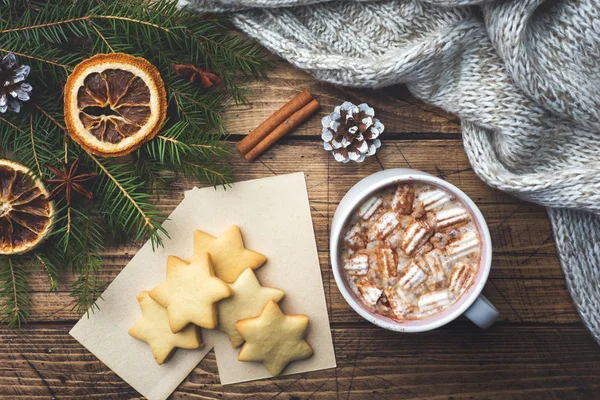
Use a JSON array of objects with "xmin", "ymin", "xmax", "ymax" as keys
[
  {"xmin": 2, "ymin": 61, "xmax": 599, "ymax": 399},
  {"xmin": 2, "ymin": 324, "xmax": 600, "ymax": 400},
  {"xmin": 226, "ymin": 63, "xmax": 461, "ymax": 137}
]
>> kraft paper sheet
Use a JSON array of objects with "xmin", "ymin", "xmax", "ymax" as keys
[{"xmin": 70, "ymin": 172, "xmax": 336, "ymax": 399}]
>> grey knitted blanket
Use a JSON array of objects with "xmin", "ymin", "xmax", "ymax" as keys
[{"xmin": 179, "ymin": 0, "xmax": 600, "ymax": 343}]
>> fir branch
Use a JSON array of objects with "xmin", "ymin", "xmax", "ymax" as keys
[
  {"xmin": 0, "ymin": 15, "xmax": 172, "ymax": 35},
  {"xmin": 0, "ymin": 0, "xmax": 271, "ymax": 327},
  {"xmin": 90, "ymin": 155, "xmax": 167, "ymax": 247},
  {"xmin": 29, "ymin": 115, "xmax": 42, "ymax": 176},
  {"xmin": 34, "ymin": 254, "xmax": 60, "ymax": 292},
  {"xmin": 32, "ymin": 104, "xmax": 69, "ymax": 163},
  {"xmin": 0, "ymin": 257, "xmax": 30, "ymax": 328},
  {"xmin": 71, "ymin": 254, "xmax": 103, "ymax": 315},
  {"xmin": 87, "ymin": 20, "xmax": 115, "ymax": 54},
  {"xmin": 170, "ymin": 88, "xmax": 224, "ymax": 132},
  {"xmin": 33, "ymin": 103, "xmax": 66, "ymax": 131},
  {"xmin": 91, "ymin": 156, "xmax": 154, "ymax": 228},
  {"xmin": 158, "ymin": 135, "xmax": 222, "ymax": 151},
  {"xmin": 0, "ymin": 47, "xmax": 73, "ymax": 70},
  {"xmin": 181, "ymin": 160, "xmax": 230, "ymax": 187},
  {"xmin": 0, "ymin": 116, "xmax": 26, "ymax": 155},
  {"xmin": 0, "ymin": 116, "xmax": 26, "ymax": 134},
  {"xmin": 50, "ymin": 203, "xmax": 73, "ymax": 253},
  {"xmin": 92, "ymin": 16, "xmax": 172, "ymax": 34},
  {"xmin": 65, "ymin": 207, "xmax": 105, "ymax": 313},
  {"xmin": 132, "ymin": 156, "xmax": 169, "ymax": 197}
]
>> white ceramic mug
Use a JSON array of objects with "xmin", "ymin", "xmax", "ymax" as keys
[{"xmin": 330, "ymin": 168, "xmax": 499, "ymax": 332}]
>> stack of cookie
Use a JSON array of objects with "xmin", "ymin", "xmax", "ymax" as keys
[{"xmin": 129, "ymin": 225, "xmax": 313, "ymax": 376}]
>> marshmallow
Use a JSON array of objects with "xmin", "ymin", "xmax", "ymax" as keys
[
  {"xmin": 401, "ymin": 220, "xmax": 433, "ymax": 255},
  {"xmin": 344, "ymin": 253, "xmax": 369, "ymax": 276},
  {"xmin": 446, "ymin": 231, "xmax": 480, "ymax": 263},
  {"xmin": 358, "ymin": 196, "xmax": 383, "ymax": 220},
  {"xmin": 434, "ymin": 206, "xmax": 471, "ymax": 229},
  {"xmin": 449, "ymin": 263, "xmax": 477, "ymax": 296},
  {"xmin": 418, "ymin": 290, "xmax": 452, "ymax": 313},
  {"xmin": 391, "ymin": 184, "xmax": 415, "ymax": 215},
  {"xmin": 418, "ymin": 189, "xmax": 452, "ymax": 211},
  {"xmin": 367, "ymin": 211, "xmax": 399, "ymax": 241}
]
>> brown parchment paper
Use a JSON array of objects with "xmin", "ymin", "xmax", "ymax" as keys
[
  {"xmin": 185, "ymin": 172, "xmax": 336, "ymax": 384},
  {"xmin": 70, "ymin": 172, "xmax": 336, "ymax": 397}
]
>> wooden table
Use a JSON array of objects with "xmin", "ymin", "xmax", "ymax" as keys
[{"xmin": 3, "ymin": 61, "xmax": 600, "ymax": 399}]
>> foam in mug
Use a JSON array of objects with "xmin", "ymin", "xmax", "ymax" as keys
[{"xmin": 341, "ymin": 182, "xmax": 481, "ymax": 321}]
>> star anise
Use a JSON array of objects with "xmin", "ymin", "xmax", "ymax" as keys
[
  {"xmin": 45, "ymin": 157, "xmax": 98, "ymax": 205},
  {"xmin": 172, "ymin": 63, "xmax": 222, "ymax": 88}
]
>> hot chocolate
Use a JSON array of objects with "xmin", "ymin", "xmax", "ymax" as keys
[{"xmin": 341, "ymin": 182, "xmax": 481, "ymax": 321}]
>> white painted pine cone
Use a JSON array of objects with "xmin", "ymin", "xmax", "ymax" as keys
[{"xmin": 321, "ymin": 101, "xmax": 384, "ymax": 163}]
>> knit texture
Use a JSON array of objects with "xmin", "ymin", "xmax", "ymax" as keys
[{"xmin": 180, "ymin": 0, "xmax": 600, "ymax": 343}]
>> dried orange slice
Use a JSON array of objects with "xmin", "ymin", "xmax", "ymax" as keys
[
  {"xmin": 0, "ymin": 160, "xmax": 54, "ymax": 255},
  {"xmin": 64, "ymin": 53, "xmax": 167, "ymax": 157}
]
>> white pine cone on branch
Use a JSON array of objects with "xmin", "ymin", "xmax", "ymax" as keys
[{"xmin": 321, "ymin": 102, "xmax": 384, "ymax": 163}]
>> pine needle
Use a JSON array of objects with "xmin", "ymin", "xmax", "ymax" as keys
[
  {"xmin": 0, "ymin": 257, "xmax": 30, "ymax": 328},
  {"xmin": 0, "ymin": 0, "xmax": 270, "ymax": 327}
]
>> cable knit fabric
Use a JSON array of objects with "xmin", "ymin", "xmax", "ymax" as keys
[{"xmin": 179, "ymin": 0, "xmax": 600, "ymax": 343}]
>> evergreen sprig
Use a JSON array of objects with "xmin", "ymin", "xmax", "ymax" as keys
[{"xmin": 0, "ymin": 0, "xmax": 269, "ymax": 326}]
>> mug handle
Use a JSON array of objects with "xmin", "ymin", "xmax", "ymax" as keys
[{"xmin": 464, "ymin": 295, "xmax": 499, "ymax": 329}]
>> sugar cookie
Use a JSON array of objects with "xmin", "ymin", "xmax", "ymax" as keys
[
  {"xmin": 149, "ymin": 252, "xmax": 232, "ymax": 332},
  {"xmin": 218, "ymin": 268, "xmax": 284, "ymax": 348},
  {"xmin": 236, "ymin": 300, "xmax": 313, "ymax": 376},
  {"xmin": 128, "ymin": 291, "xmax": 202, "ymax": 365},
  {"xmin": 194, "ymin": 225, "xmax": 267, "ymax": 283}
]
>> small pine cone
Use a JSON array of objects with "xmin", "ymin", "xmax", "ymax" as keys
[
  {"xmin": 321, "ymin": 102, "xmax": 384, "ymax": 163},
  {"xmin": 0, "ymin": 54, "xmax": 32, "ymax": 114}
]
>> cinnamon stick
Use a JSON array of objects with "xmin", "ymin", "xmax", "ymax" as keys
[
  {"xmin": 245, "ymin": 99, "xmax": 320, "ymax": 162},
  {"xmin": 237, "ymin": 89, "xmax": 313, "ymax": 155}
]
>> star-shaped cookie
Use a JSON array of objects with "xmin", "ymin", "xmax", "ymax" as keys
[
  {"xmin": 149, "ymin": 252, "xmax": 232, "ymax": 332},
  {"xmin": 194, "ymin": 225, "xmax": 267, "ymax": 283},
  {"xmin": 128, "ymin": 291, "xmax": 202, "ymax": 365},
  {"xmin": 236, "ymin": 300, "xmax": 313, "ymax": 376},
  {"xmin": 218, "ymin": 268, "xmax": 284, "ymax": 348}
]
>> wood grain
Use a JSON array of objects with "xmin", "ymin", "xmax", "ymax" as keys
[
  {"xmin": 2, "ymin": 61, "xmax": 599, "ymax": 400},
  {"xmin": 224, "ymin": 62, "xmax": 461, "ymax": 137},
  {"xmin": 19, "ymin": 141, "xmax": 570, "ymax": 326},
  {"xmin": 2, "ymin": 325, "xmax": 599, "ymax": 399}
]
